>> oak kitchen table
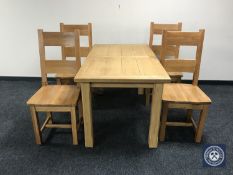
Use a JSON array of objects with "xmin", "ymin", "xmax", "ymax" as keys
[{"xmin": 74, "ymin": 44, "xmax": 171, "ymax": 148}]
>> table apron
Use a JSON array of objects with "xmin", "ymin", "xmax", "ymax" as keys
[{"xmin": 90, "ymin": 83, "xmax": 155, "ymax": 88}]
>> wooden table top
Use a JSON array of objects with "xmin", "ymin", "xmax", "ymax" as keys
[
  {"xmin": 87, "ymin": 44, "xmax": 156, "ymax": 58},
  {"xmin": 75, "ymin": 44, "xmax": 171, "ymax": 83}
]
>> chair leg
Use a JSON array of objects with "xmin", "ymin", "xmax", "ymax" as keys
[
  {"xmin": 159, "ymin": 102, "xmax": 169, "ymax": 141},
  {"xmin": 145, "ymin": 89, "xmax": 151, "ymax": 107},
  {"xmin": 78, "ymin": 99, "xmax": 83, "ymax": 124},
  {"xmin": 46, "ymin": 112, "xmax": 53, "ymax": 124},
  {"xmin": 195, "ymin": 105, "xmax": 209, "ymax": 143},
  {"xmin": 187, "ymin": 109, "xmax": 193, "ymax": 122},
  {"xmin": 30, "ymin": 106, "xmax": 42, "ymax": 145},
  {"xmin": 71, "ymin": 107, "xmax": 78, "ymax": 145}
]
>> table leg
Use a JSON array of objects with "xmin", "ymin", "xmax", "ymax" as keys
[
  {"xmin": 148, "ymin": 84, "xmax": 163, "ymax": 148},
  {"xmin": 80, "ymin": 83, "xmax": 94, "ymax": 148}
]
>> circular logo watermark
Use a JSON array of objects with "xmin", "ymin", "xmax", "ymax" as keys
[{"xmin": 204, "ymin": 146, "xmax": 225, "ymax": 167}]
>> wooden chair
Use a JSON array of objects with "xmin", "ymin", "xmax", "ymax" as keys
[
  {"xmin": 142, "ymin": 22, "xmax": 183, "ymax": 99},
  {"xmin": 56, "ymin": 23, "xmax": 92, "ymax": 84},
  {"xmin": 149, "ymin": 22, "xmax": 183, "ymax": 82},
  {"xmin": 27, "ymin": 29, "xmax": 81, "ymax": 145},
  {"xmin": 159, "ymin": 29, "xmax": 211, "ymax": 143}
]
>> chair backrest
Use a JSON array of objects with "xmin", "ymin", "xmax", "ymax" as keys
[
  {"xmin": 38, "ymin": 29, "xmax": 81, "ymax": 86},
  {"xmin": 149, "ymin": 22, "xmax": 182, "ymax": 58},
  {"xmin": 160, "ymin": 29, "xmax": 205, "ymax": 85},
  {"xmin": 60, "ymin": 23, "xmax": 92, "ymax": 59}
]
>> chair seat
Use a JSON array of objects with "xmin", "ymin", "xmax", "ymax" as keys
[
  {"xmin": 168, "ymin": 72, "xmax": 183, "ymax": 78},
  {"xmin": 27, "ymin": 85, "xmax": 80, "ymax": 106},
  {"xmin": 162, "ymin": 83, "xmax": 211, "ymax": 104}
]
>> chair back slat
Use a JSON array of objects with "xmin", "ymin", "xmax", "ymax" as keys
[
  {"xmin": 165, "ymin": 31, "xmax": 204, "ymax": 46},
  {"xmin": 151, "ymin": 45, "xmax": 179, "ymax": 57},
  {"xmin": 45, "ymin": 60, "xmax": 78, "ymax": 74},
  {"xmin": 43, "ymin": 32, "xmax": 76, "ymax": 47},
  {"xmin": 63, "ymin": 47, "xmax": 90, "ymax": 57},
  {"xmin": 60, "ymin": 24, "xmax": 90, "ymax": 35},
  {"xmin": 60, "ymin": 23, "xmax": 92, "ymax": 60},
  {"xmin": 163, "ymin": 59, "xmax": 196, "ymax": 73},
  {"xmin": 62, "ymin": 26, "xmax": 88, "ymax": 35},
  {"xmin": 38, "ymin": 29, "xmax": 81, "ymax": 85},
  {"xmin": 152, "ymin": 23, "xmax": 182, "ymax": 34},
  {"xmin": 149, "ymin": 22, "xmax": 182, "ymax": 58},
  {"xmin": 161, "ymin": 30, "xmax": 205, "ymax": 85}
]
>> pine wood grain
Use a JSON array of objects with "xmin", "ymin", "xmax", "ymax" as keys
[
  {"xmin": 75, "ymin": 56, "xmax": 170, "ymax": 83},
  {"xmin": 87, "ymin": 44, "xmax": 155, "ymax": 58},
  {"xmin": 27, "ymin": 85, "xmax": 80, "ymax": 106},
  {"xmin": 162, "ymin": 83, "xmax": 211, "ymax": 104}
]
